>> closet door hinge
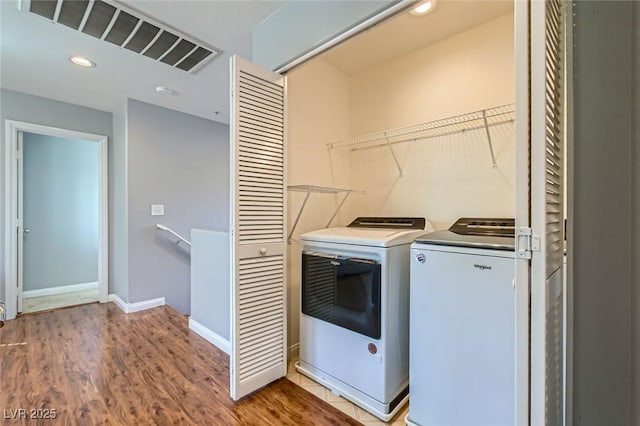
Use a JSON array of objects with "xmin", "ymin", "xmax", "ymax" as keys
[{"xmin": 516, "ymin": 227, "xmax": 540, "ymax": 259}]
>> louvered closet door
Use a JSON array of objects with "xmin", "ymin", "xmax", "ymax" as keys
[
  {"xmin": 529, "ymin": 0, "xmax": 567, "ymax": 424},
  {"xmin": 229, "ymin": 55, "xmax": 287, "ymax": 400}
]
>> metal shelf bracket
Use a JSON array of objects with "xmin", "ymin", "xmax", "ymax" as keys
[
  {"xmin": 287, "ymin": 185, "xmax": 365, "ymax": 244},
  {"xmin": 288, "ymin": 190, "xmax": 312, "ymax": 245},
  {"xmin": 482, "ymin": 109, "xmax": 498, "ymax": 168},
  {"xmin": 384, "ymin": 132, "xmax": 404, "ymax": 176}
]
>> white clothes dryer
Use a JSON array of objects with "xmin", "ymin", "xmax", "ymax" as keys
[{"xmin": 297, "ymin": 217, "xmax": 432, "ymax": 422}]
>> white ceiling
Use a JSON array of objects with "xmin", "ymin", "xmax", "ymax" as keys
[
  {"xmin": 1, "ymin": 1, "xmax": 514, "ymax": 125},
  {"xmin": 0, "ymin": 0, "xmax": 284, "ymax": 124},
  {"xmin": 321, "ymin": 0, "xmax": 514, "ymax": 76}
]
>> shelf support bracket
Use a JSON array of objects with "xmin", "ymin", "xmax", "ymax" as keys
[
  {"xmin": 326, "ymin": 191, "xmax": 352, "ymax": 228},
  {"xmin": 288, "ymin": 190, "xmax": 311, "ymax": 244},
  {"xmin": 483, "ymin": 110, "xmax": 498, "ymax": 168},
  {"xmin": 384, "ymin": 132, "xmax": 403, "ymax": 176}
]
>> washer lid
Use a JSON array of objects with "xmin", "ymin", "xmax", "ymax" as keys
[
  {"xmin": 448, "ymin": 217, "xmax": 515, "ymax": 237},
  {"xmin": 414, "ymin": 217, "xmax": 515, "ymax": 251},
  {"xmin": 413, "ymin": 230, "xmax": 515, "ymax": 251}
]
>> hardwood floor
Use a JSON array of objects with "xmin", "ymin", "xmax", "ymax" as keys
[{"xmin": 0, "ymin": 303, "xmax": 361, "ymax": 425}]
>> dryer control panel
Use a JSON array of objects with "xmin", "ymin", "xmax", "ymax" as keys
[
  {"xmin": 348, "ymin": 217, "xmax": 426, "ymax": 230},
  {"xmin": 449, "ymin": 218, "xmax": 515, "ymax": 237}
]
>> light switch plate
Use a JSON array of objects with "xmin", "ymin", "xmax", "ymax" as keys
[{"xmin": 151, "ymin": 204, "xmax": 165, "ymax": 216}]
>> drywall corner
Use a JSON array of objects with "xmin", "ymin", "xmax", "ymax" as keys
[
  {"xmin": 110, "ymin": 100, "xmax": 129, "ymax": 302},
  {"xmin": 573, "ymin": 2, "xmax": 634, "ymax": 425}
]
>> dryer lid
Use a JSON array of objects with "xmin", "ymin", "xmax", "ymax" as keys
[
  {"xmin": 301, "ymin": 217, "xmax": 432, "ymax": 247},
  {"xmin": 347, "ymin": 217, "xmax": 426, "ymax": 230}
]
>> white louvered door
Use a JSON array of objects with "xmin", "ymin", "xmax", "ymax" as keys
[
  {"xmin": 230, "ymin": 55, "xmax": 287, "ymax": 400},
  {"xmin": 529, "ymin": 0, "xmax": 567, "ymax": 424}
]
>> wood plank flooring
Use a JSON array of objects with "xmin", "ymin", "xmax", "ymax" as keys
[{"xmin": 0, "ymin": 303, "xmax": 361, "ymax": 425}]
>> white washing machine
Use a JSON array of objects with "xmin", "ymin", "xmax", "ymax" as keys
[
  {"xmin": 297, "ymin": 217, "xmax": 432, "ymax": 421},
  {"xmin": 407, "ymin": 218, "xmax": 516, "ymax": 426}
]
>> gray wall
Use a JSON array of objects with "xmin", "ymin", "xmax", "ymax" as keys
[
  {"xmin": 23, "ymin": 133, "xmax": 99, "ymax": 290},
  {"xmin": 126, "ymin": 99, "xmax": 229, "ymax": 314},
  {"xmin": 572, "ymin": 2, "xmax": 635, "ymax": 425},
  {"xmin": 252, "ymin": 0, "xmax": 396, "ymax": 70},
  {"xmin": 0, "ymin": 89, "xmax": 113, "ymax": 303}
]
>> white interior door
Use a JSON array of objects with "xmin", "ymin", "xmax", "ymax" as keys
[
  {"xmin": 529, "ymin": 0, "xmax": 567, "ymax": 424},
  {"xmin": 229, "ymin": 55, "xmax": 287, "ymax": 400}
]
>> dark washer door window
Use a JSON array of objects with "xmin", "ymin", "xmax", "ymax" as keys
[{"xmin": 302, "ymin": 252, "xmax": 381, "ymax": 339}]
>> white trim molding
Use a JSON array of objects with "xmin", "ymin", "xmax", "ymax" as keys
[
  {"xmin": 275, "ymin": 0, "xmax": 414, "ymax": 73},
  {"xmin": 128, "ymin": 297, "xmax": 165, "ymax": 313},
  {"xmin": 108, "ymin": 294, "xmax": 165, "ymax": 314},
  {"xmin": 23, "ymin": 281, "xmax": 98, "ymax": 299},
  {"xmin": 189, "ymin": 318, "xmax": 231, "ymax": 355},
  {"xmin": 3, "ymin": 120, "xmax": 109, "ymax": 320},
  {"xmin": 108, "ymin": 293, "xmax": 129, "ymax": 313}
]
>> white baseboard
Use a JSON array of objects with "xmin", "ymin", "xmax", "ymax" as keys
[
  {"xmin": 108, "ymin": 294, "xmax": 129, "ymax": 313},
  {"xmin": 189, "ymin": 318, "xmax": 231, "ymax": 355},
  {"xmin": 128, "ymin": 297, "xmax": 165, "ymax": 313},
  {"xmin": 108, "ymin": 294, "xmax": 165, "ymax": 314},
  {"xmin": 23, "ymin": 281, "xmax": 99, "ymax": 299},
  {"xmin": 289, "ymin": 342, "xmax": 300, "ymax": 360}
]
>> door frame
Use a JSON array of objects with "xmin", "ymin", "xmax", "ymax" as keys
[
  {"xmin": 513, "ymin": 1, "xmax": 531, "ymax": 424},
  {"xmin": 3, "ymin": 120, "xmax": 109, "ymax": 320}
]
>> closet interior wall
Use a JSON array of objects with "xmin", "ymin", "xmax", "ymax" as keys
[
  {"xmin": 286, "ymin": 12, "xmax": 515, "ymax": 350},
  {"xmin": 342, "ymin": 13, "xmax": 515, "ymax": 230},
  {"xmin": 286, "ymin": 60, "xmax": 351, "ymax": 354}
]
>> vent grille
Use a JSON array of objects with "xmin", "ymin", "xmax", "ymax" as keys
[{"xmin": 25, "ymin": 0, "xmax": 220, "ymax": 73}]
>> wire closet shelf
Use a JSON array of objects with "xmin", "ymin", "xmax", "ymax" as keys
[{"xmin": 327, "ymin": 103, "xmax": 515, "ymax": 171}]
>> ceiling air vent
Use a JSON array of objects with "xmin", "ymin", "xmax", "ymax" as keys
[{"xmin": 22, "ymin": 0, "xmax": 221, "ymax": 73}]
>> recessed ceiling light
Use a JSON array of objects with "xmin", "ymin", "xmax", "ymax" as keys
[
  {"xmin": 69, "ymin": 55, "xmax": 96, "ymax": 68},
  {"xmin": 410, "ymin": 0, "xmax": 436, "ymax": 16},
  {"xmin": 156, "ymin": 86, "xmax": 175, "ymax": 95}
]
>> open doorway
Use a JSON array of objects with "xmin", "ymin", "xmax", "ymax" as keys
[
  {"xmin": 21, "ymin": 132, "xmax": 100, "ymax": 313},
  {"xmin": 3, "ymin": 121, "xmax": 108, "ymax": 319},
  {"xmin": 226, "ymin": 0, "xmax": 520, "ymax": 421}
]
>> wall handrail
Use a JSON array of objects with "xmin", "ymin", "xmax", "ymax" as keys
[{"xmin": 156, "ymin": 224, "xmax": 191, "ymax": 246}]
